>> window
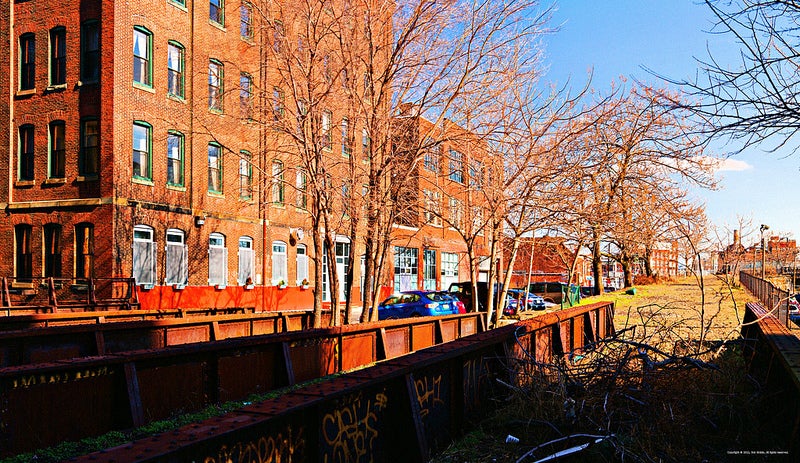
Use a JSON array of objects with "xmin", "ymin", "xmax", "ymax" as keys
[
  {"xmin": 165, "ymin": 229, "xmax": 188, "ymax": 285},
  {"xmin": 321, "ymin": 110, "xmax": 332, "ymax": 149},
  {"xmin": 240, "ymin": 73, "xmax": 252, "ymax": 118},
  {"xmin": 50, "ymin": 27, "xmax": 66, "ymax": 86},
  {"xmin": 238, "ymin": 236, "xmax": 254, "ymax": 285},
  {"xmin": 423, "ymin": 137, "xmax": 438, "ymax": 172},
  {"xmin": 167, "ymin": 42, "xmax": 184, "ymax": 98},
  {"xmin": 209, "ymin": 233, "xmax": 228, "ymax": 286},
  {"xmin": 296, "ymin": 169, "xmax": 308, "ymax": 209},
  {"xmin": 43, "ymin": 224, "xmax": 63, "ymax": 278},
  {"xmin": 209, "ymin": 60, "xmax": 223, "ymax": 111},
  {"xmin": 208, "ymin": 143, "xmax": 222, "ymax": 193},
  {"xmin": 272, "ymin": 241, "xmax": 288, "ymax": 284},
  {"xmin": 132, "ymin": 225, "xmax": 156, "ymax": 285},
  {"xmin": 133, "ymin": 27, "xmax": 152, "ymax": 87},
  {"xmin": 273, "ymin": 20, "xmax": 285, "ymax": 53},
  {"xmin": 210, "ymin": 0, "xmax": 225, "ymax": 25},
  {"xmin": 341, "ymin": 118, "xmax": 351, "ymax": 157},
  {"xmin": 167, "ymin": 131, "xmax": 184, "ymax": 186},
  {"xmin": 323, "ymin": 54, "xmax": 332, "ymax": 83},
  {"xmin": 449, "ymin": 198, "xmax": 463, "ymax": 228},
  {"xmin": 272, "ymin": 87, "xmax": 284, "ymax": 123},
  {"xmin": 49, "ymin": 121, "xmax": 65, "ymax": 179},
  {"xmin": 469, "ymin": 161, "xmax": 482, "ymax": 190},
  {"xmin": 18, "ymin": 125, "xmax": 34, "ymax": 181},
  {"xmin": 423, "ymin": 189, "xmax": 442, "ymax": 226},
  {"xmin": 239, "ymin": 151, "xmax": 252, "ymax": 199},
  {"xmin": 75, "ymin": 223, "xmax": 94, "ymax": 279},
  {"xmin": 240, "ymin": 2, "xmax": 253, "ymax": 40},
  {"xmin": 394, "ymin": 246, "xmax": 418, "ymax": 292},
  {"xmin": 80, "ymin": 119, "xmax": 99, "ymax": 176},
  {"xmin": 423, "ymin": 249, "xmax": 436, "ymax": 290},
  {"xmin": 272, "ymin": 160, "xmax": 284, "ymax": 204},
  {"xmin": 20, "ymin": 33, "xmax": 36, "ymax": 90},
  {"xmin": 449, "ymin": 149, "xmax": 463, "ymax": 183},
  {"xmin": 361, "ymin": 128, "xmax": 370, "ymax": 158},
  {"xmin": 471, "ymin": 206, "xmax": 483, "ymax": 233},
  {"xmin": 81, "ymin": 21, "xmax": 100, "ymax": 83},
  {"xmin": 14, "ymin": 225, "xmax": 33, "ymax": 281},
  {"xmin": 132, "ymin": 122, "xmax": 152, "ymax": 180},
  {"xmin": 296, "ymin": 245, "xmax": 308, "ymax": 285},
  {"xmin": 441, "ymin": 252, "xmax": 459, "ymax": 288}
]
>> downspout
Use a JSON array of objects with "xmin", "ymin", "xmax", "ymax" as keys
[{"xmin": 8, "ymin": 0, "xmax": 15, "ymax": 205}]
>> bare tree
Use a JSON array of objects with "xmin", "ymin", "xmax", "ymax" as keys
[{"xmin": 676, "ymin": 1, "xmax": 800, "ymax": 152}]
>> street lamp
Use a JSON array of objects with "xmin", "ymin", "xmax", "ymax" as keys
[{"xmin": 760, "ymin": 224, "xmax": 769, "ymax": 279}]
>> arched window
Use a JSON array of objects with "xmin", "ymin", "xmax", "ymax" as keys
[
  {"xmin": 165, "ymin": 229, "xmax": 187, "ymax": 285},
  {"xmin": 43, "ymin": 224, "xmax": 62, "ymax": 278},
  {"xmin": 14, "ymin": 224, "xmax": 33, "ymax": 281},
  {"xmin": 75, "ymin": 223, "xmax": 94, "ymax": 280},
  {"xmin": 238, "ymin": 236, "xmax": 254, "ymax": 285},
  {"xmin": 132, "ymin": 225, "xmax": 156, "ymax": 285},
  {"xmin": 296, "ymin": 244, "xmax": 308, "ymax": 285},
  {"xmin": 272, "ymin": 241, "xmax": 287, "ymax": 285},
  {"xmin": 208, "ymin": 232, "xmax": 228, "ymax": 286}
]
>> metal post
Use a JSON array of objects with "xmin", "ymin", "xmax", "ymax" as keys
[{"xmin": 760, "ymin": 224, "xmax": 769, "ymax": 280}]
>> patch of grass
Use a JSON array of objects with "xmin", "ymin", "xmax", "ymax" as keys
[{"xmin": 434, "ymin": 278, "xmax": 783, "ymax": 463}]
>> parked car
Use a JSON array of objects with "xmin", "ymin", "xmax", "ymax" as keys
[
  {"xmin": 434, "ymin": 291, "xmax": 467, "ymax": 314},
  {"xmin": 503, "ymin": 289, "xmax": 546, "ymax": 316},
  {"xmin": 527, "ymin": 282, "xmax": 565, "ymax": 303},
  {"xmin": 789, "ymin": 294, "xmax": 800, "ymax": 324},
  {"xmin": 447, "ymin": 281, "xmax": 503, "ymax": 312},
  {"xmin": 377, "ymin": 291, "xmax": 461, "ymax": 319}
]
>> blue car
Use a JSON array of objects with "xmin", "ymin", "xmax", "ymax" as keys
[{"xmin": 378, "ymin": 291, "xmax": 460, "ymax": 319}]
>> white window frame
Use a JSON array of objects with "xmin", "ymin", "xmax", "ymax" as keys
[
  {"xmin": 208, "ymin": 232, "xmax": 228, "ymax": 286},
  {"xmin": 296, "ymin": 244, "xmax": 309, "ymax": 285},
  {"xmin": 272, "ymin": 241, "xmax": 288, "ymax": 285},
  {"xmin": 165, "ymin": 228, "xmax": 188, "ymax": 286},
  {"xmin": 238, "ymin": 236, "xmax": 255, "ymax": 286},
  {"xmin": 132, "ymin": 225, "xmax": 157, "ymax": 285}
]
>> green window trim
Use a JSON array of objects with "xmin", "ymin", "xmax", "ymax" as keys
[
  {"xmin": 133, "ymin": 26, "xmax": 153, "ymax": 88},
  {"xmin": 167, "ymin": 131, "xmax": 185, "ymax": 187},
  {"xmin": 208, "ymin": 143, "xmax": 223, "ymax": 193},
  {"xmin": 167, "ymin": 41, "xmax": 185, "ymax": 99},
  {"xmin": 132, "ymin": 121, "xmax": 153, "ymax": 180}
]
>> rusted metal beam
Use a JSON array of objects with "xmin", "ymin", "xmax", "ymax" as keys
[{"xmin": 68, "ymin": 302, "xmax": 615, "ymax": 463}]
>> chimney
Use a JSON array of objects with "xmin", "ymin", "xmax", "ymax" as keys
[{"xmin": 733, "ymin": 229, "xmax": 740, "ymax": 246}]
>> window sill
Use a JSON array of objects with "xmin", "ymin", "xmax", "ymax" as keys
[
  {"xmin": 140, "ymin": 283, "xmax": 155, "ymax": 290},
  {"xmin": 167, "ymin": 184, "xmax": 186, "ymax": 192},
  {"xmin": 209, "ymin": 20, "xmax": 226, "ymax": 32},
  {"xmin": 167, "ymin": 93, "xmax": 186, "ymax": 103},
  {"xmin": 209, "ymin": 108, "xmax": 224, "ymax": 115},
  {"xmin": 76, "ymin": 80, "xmax": 98, "ymax": 88},
  {"xmin": 168, "ymin": 0, "xmax": 188, "ymax": 12},
  {"xmin": 77, "ymin": 174, "xmax": 99, "ymax": 182},
  {"xmin": 133, "ymin": 82, "xmax": 156, "ymax": 93},
  {"xmin": 294, "ymin": 206, "xmax": 309, "ymax": 213},
  {"xmin": 15, "ymin": 88, "xmax": 36, "ymax": 97},
  {"xmin": 14, "ymin": 180, "xmax": 35, "ymax": 188},
  {"xmin": 44, "ymin": 178, "xmax": 67, "ymax": 185},
  {"xmin": 271, "ymin": 203, "xmax": 286, "ymax": 209},
  {"xmin": 239, "ymin": 196, "xmax": 254, "ymax": 203},
  {"xmin": 10, "ymin": 281, "xmax": 35, "ymax": 290},
  {"xmin": 241, "ymin": 37, "xmax": 255, "ymax": 45},
  {"xmin": 132, "ymin": 177, "xmax": 154, "ymax": 186},
  {"xmin": 208, "ymin": 191, "xmax": 225, "ymax": 198},
  {"xmin": 45, "ymin": 84, "xmax": 67, "ymax": 92}
]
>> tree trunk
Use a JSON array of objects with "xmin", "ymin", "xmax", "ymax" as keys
[{"xmin": 592, "ymin": 235, "xmax": 604, "ymax": 296}]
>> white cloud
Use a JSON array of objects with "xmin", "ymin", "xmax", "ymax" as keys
[{"xmin": 693, "ymin": 156, "xmax": 753, "ymax": 172}]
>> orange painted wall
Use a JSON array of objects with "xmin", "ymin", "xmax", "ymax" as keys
[{"xmin": 137, "ymin": 286, "xmax": 315, "ymax": 312}]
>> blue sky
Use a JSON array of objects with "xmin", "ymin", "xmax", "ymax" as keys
[{"xmin": 541, "ymin": 0, "xmax": 800, "ymax": 246}]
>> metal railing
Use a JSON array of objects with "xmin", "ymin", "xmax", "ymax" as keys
[
  {"xmin": 1, "ymin": 277, "xmax": 139, "ymax": 314},
  {"xmin": 739, "ymin": 271, "xmax": 793, "ymax": 328}
]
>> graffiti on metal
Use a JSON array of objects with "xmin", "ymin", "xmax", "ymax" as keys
[
  {"xmin": 8, "ymin": 366, "xmax": 114, "ymax": 389},
  {"xmin": 203, "ymin": 426, "xmax": 304, "ymax": 463},
  {"xmin": 321, "ymin": 389, "xmax": 388, "ymax": 463},
  {"xmin": 414, "ymin": 374, "xmax": 444, "ymax": 418},
  {"xmin": 463, "ymin": 355, "xmax": 490, "ymax": 414}
]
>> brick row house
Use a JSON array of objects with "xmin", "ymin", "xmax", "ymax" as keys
[{"xmin": 1, "ymin": 0, "xmax": 491, "ymax": 311}]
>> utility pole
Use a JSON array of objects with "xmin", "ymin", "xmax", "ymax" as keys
[{"xmin": 760, "ymin": 224, "xmax": 769, "ymax": 279}]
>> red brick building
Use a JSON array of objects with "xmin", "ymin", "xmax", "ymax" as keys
[
  {"xmin": 1, "ymin": 1, "xmax": 491, "ymax": 311},
  {"xmin": 390, "ymin": 110, "xmax": 493, "ymax": 293}
]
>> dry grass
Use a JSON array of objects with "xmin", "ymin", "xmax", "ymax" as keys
[{"xmin": 432, "ymin": 276, "xmax": 785, "ymax": 463}]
